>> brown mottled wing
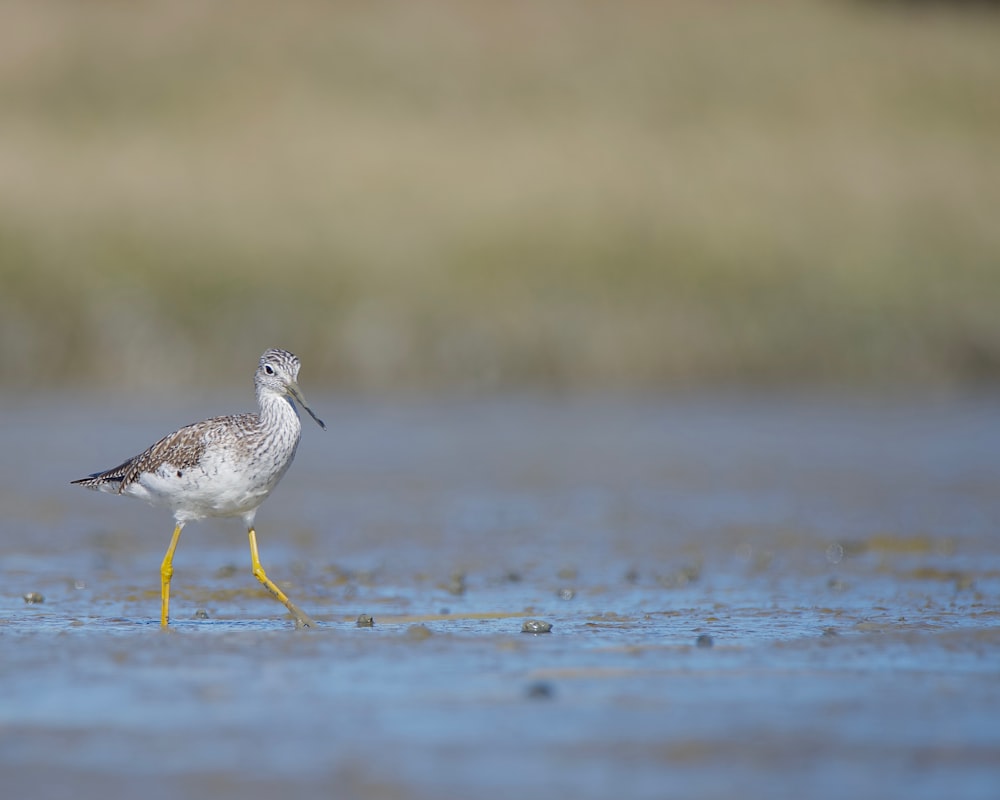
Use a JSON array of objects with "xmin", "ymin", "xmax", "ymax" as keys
[{"xmin": 72, "ymin": 414, "xmax": 255, "ymax": 493}]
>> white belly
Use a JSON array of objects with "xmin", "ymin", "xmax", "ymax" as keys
[{"xmin": 125, "ymin": 444, "xmax": 296, "ymax": 522}]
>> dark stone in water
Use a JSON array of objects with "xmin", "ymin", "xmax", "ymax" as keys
[
  {"xmin": 695, "ymin": 634, "xmax": 714, "ymax": 648},
  {"xmin": 521, "ymin": 619, "xmax": 553, "ymax": 634},
  {"xmin": 526, "ymin": 681, "xmax": 555, "ymax": 699}
]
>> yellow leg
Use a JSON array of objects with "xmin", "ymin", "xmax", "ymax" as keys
[
  {"xmin": 248, "ymin": 527, "xmax": 315, "ymax": 628},
  {"xmin": 160, "ymin": 523, "xmax": 183, "ymax": 627}
]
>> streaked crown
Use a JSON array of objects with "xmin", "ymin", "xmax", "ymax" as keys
[{"xmin": 255, "ymin": 348, "xmax": 301, "ymax": 388}]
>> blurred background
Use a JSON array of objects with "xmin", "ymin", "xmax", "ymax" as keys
[{"xmin": 1, "ymin": 0, "xmax": 998, "ymax": 393}]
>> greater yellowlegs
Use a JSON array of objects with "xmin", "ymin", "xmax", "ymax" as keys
[{"xmin": 72, "ymin": 348, "xmax": 326, "ymax": 628}]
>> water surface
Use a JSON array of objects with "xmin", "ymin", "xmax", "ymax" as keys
[{"xmin": 2, "ymin": 394, "xmax": 999, "ymax": 799}]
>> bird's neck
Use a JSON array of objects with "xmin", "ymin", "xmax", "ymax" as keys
[{"xmin": 257, "ymin": 388, "xmax": 302, "ymax": 435}]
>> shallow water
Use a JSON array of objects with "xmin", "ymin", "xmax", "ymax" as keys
[{"xmin": 2, "ymin": 393, "xmax": 999, "ymax": 799}]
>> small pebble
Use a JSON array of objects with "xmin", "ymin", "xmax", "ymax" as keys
[
  {"xmin": 23, "ymin": 592, "xmax": 44, "ymax": 605},
  {"xmin": 526, "ymin": 681, "xmax": 555, "ymax": 699},
  {"xmin": 822, "ymin": 627, "xmax": 839, "ymax": 637},
  {"xmin": 521, "ymin": 619, "xmax": 553, "ymax": 634},
  {"xmin": 695, "ymin": 633, "xmax": 714, "ymax": 648},
  {"xmin": 356, "ymin": 613, "xmax": 375, "ymax": 627},
  {"xmin": 557, "ymin": 587, "xmax": 576, "ymax": 601},
  {"xmin": 193, "ymin": 609, "xmax": 210, "ymax": 619}
]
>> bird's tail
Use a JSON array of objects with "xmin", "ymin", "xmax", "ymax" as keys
[{"xmin": 71, "ymin": 460, "xmax": 132, "ymax": 493}]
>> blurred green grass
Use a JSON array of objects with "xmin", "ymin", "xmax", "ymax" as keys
[{"xmin": 1, "ymin": 0, "xmax": 998, "ymax": 390}]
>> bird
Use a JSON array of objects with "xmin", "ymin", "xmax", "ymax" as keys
[{"xmin": 72, "ymin": 347, "xmax": 326, "ymax": 628}]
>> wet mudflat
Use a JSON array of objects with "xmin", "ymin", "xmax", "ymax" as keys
[{"xmin": 2, "ymin": 394, "xmax": 999, "ymax": 799}]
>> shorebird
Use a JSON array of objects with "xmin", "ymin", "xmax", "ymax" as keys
[{"xmin": 72, "ymin": 347, "xmax": 326, "ymax": 628}]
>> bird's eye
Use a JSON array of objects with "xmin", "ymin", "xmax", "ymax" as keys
[{"xmin": 264, "ymin": 364, "xmax": 275, "ymax": 376}]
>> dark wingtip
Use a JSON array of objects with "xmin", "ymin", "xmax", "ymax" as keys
[{"xmin": 71, "ymin": 473, "xmax": 123, "ymax": 487}]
